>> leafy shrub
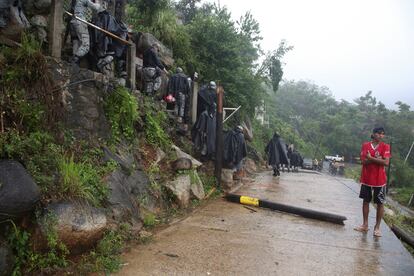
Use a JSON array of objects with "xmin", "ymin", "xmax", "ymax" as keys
[
  {"xmin": 0, "ymin": 34, "xmax": 62, "ymax": 132},
  {"xmin": 393, "ymin": 158, "xmax": 414, "ymax": 187},
  {"xmin": 104, "ymin": 86, "xmax": 139, "ymax": 142},
  {"xmin": 7, "ymin": 217, "xmax": 68, "ymax": 275},
  {"xmin": 144, "ymin": 113, "xmax": 171, "ymax": 150},
  {"xmin": 143, "ymin": 213, "xmax": 157, "ymax": 227},
  {"xmin": 79, "ymin": 224, "xmax": 132, "ymax": 274},
  {"xmin": 58, "ymin": 154, "xmax": 109, "ymax": 206}
]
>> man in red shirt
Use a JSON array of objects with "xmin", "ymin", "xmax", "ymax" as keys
[{"xmin": 354, "ymin": 127, "xmax": 390, "ymax": 237}]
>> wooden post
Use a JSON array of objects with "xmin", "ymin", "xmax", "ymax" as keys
[
  {"xmin": 49, "ymin": 0, "xmax": 63, "ymax": 58},
  {"xmin": 127, "ymin": 42, "xmax": 136, "ymax": 90},
  {"xmin": 191, "ymin": 79, "xmax": 199, "ymax": 124},
  {"xmin": 215, "ymin": 85, "xmax": 224, "ymax": 187}
]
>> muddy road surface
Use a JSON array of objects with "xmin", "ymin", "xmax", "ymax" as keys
[{"xmin": 117, "ymin": 171, "xmax": 414, "ymax": 275}]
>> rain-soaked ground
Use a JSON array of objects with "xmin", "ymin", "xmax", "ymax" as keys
[{"xmin": 117, "ymin": 170, "xmax": 414, "ymax": 275}]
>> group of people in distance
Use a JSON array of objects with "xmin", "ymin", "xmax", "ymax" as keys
[{"xmin": 265, "ymin": 133, "xmax": 303, "ymax": 176}]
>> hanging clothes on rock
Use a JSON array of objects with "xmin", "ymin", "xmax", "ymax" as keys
[
  {"xmin": 90, "ymin": 10, "xmax": 128, "ymax": 74},
  {"xmin": 192, "ymin": 110, "xmax": 216, "ymax": 159}
]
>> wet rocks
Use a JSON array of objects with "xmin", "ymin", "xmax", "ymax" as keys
[
  {"xmin": 164, "ymin": 175, "xmax": 191, "ymax": 208},
  {"xmin": 106, "ymin": 168, "xmax": 151, "ymax": 223},
  {"xmin": 164, "ymin": 170, "xmax": 206, "ymax": 207},
  {"xmin": 244, "ymin": 158, "xmax": 257, "ymax": 174},
  {"xmin": 172, "ymin": 158, "xmax": 193, "ymax": 171},
  {"xmin": 172, "ymin": 145, "xmax": 202, "ymax": 168},
  {"xmin": 221, "ymin": 169, "xmax": 234, "ymax": 191},
  {"xmin": 37, "ymin": 202, "xmax": 107, "ymax": 254},
  {"xmin": 0, "ymin": 160, "xmax": 40, "ymax": 219},
  {"xmin": 190, "ymin": 171, "xmax": 205, "ymax": 200}
]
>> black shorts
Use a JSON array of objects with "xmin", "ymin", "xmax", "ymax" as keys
[{"xmin": 359, "ymin": 185, "xmax": 386, "ymax": 204}]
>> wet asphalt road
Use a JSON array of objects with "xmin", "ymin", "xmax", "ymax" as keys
[{"xmin": 116, "ymin": 170, "xmax": 414, "ymax": 275}]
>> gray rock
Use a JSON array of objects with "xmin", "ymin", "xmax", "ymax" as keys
[
  {"xmin": 154, "ymin": 148, "xmax": 166, "ymax": 165},
  {"xmin": 135, "ymin": 33, "xmax": 174, "ymax": 68},
  {"xmin": 0, "ymin": 160, "xmax": 40, "ymax": 219},
  {"xmin": 106, "ymin": 168, "xmax": 152, "ymax": 222},
  {"xmin": 34, "ymin": 0, "xmax": 51, "ymax": 10},
  {"xmin": 172, "ymin": 145, "xmax": 202, "ymax": 168},
  {"xmin": 164, "ymin": 175, "xmax": 191, "ymax": 208},
  {"xmin": 38, "ymin": 202, "xmax": 107, "ymax": 254},
  {"xmin": 103, "ymin": 145, "xmax": 135, "ymax": 172},
  {"xmin": 244, "ymin": 158, "xmax": 257, "ymax": 174},
  {"xmin": 30, "ymin": 15, "xmax": 47, "ymax": 27},
  {"xmin": 172, "ymin": 158, "xmax": 192, "ymax": 171},
  {"xmin": 221, "ymin": 169, "xmax": 234, "ymax": 191},
  {"xmin": 0, "ymin": 238, "xmax": 14, "ymax": 276},
  {"xmin": 0, "ymin": 2, "xmax": 30, "ymax": 41},
  {"xmin": 60, "ymin": 67, "xmax": 111, "ymax": 140},
  {"xmin": 190, "ymin": 171, "xmax": 205, "ymax": 200}
]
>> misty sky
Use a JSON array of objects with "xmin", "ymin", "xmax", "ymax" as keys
[{"xmin": 207, "ymin": 0, "xmax": 414, "ymax": 109}]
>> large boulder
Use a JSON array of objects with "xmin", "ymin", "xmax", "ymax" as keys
[
  {"xmin": 106, "ymin": 168, "xmax": 153, "ymax": 222},
  {"xmin": 0, "ymin": 1, "xmax": 30, "ymax": 40},
  {"xmin": 172, "ymin": 145, "xmax": 202, "ymax": 168},
  {"xmin": 221, "ymin": 169, "xmax": 234, "ymax": 191},
  {"xmin": 190, "ymin": 171, "xmax": 205, "ymax": 200},
  {"xmin": 0, "ymin": 237, "xmax": 14, "ymax": 276},
  {"xmin": 244, "ymin": 158, "xmax": 257, "ymax": 174},
  {"xmin": 0, "ymin": 160, "xmax": 40, "ymax": 219},
  {"xmin": 37, "ymin": 202, "xmax": 107, "ymax": 254},
  {"xmin": 164, "ymin": 175, "xmax": 191, "ymax": 208},
  {"xmin": 172, "ymin": 157, "xmax": 192, "ymax": 171},
  {"xmin": 135, "ymin": 32, "xmax": 174, "ymax": 68}
]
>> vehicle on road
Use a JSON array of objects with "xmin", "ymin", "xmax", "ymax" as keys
[
  {"xmin": 302, "ymin": 158, "xmax": 313, "ymax": 170},
  {"xmin": 325, "ymin": 154, "xmax": 344, "ymax": 162}
]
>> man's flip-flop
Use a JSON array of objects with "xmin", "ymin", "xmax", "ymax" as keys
[
  {"xmin": 354, "ymin": 226, "xmax": 369, "ymax": 233},
  {"xmin": 373, "ymin": 230, "xmax": 382, "ymax": 237}
]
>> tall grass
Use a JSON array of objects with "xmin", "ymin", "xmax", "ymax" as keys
[{"xmin": 59, "ymin": 154, "xmax": 107, "ymax": 206}]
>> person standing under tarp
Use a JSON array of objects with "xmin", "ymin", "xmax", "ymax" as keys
[
  {"xmin": 197, "ymin": 81, "xmax": 217, "ymax": 119},
  {"xmin": 223, "ymin": 126, "xmax": 247, "ymax": 179},
  {"xmin": 142, "ymin": 43, "xmax": 168, "ymax": 95},
  {"xmin": 191, "ymin": 81, "xmax": 217, "ymax": 160},
  {"xmin": 265, "ymin": 133, "xmax": 289, "ymax": 176},
  {"xmin": 70, "ymin": 0, "xmax": 104, "ymax": 65},
  {"xmin": 167, "ymin": 67, "xmax": 191, "ymax": 123}
]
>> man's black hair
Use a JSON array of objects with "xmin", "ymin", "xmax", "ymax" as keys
[{"xmin": 372, "ymin": 127, "xmax": 385, "ymax": 134}]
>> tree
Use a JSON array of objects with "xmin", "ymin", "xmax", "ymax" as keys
[{"xmin": 258, "ymin": 40, "xmax": 293, "ymax": 92}]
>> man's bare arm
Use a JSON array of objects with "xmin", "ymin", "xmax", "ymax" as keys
[{"xmin": 367, "ymin": 154, "xmax": 389, "ymax": 166}]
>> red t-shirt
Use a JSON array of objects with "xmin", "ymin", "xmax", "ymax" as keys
[{"xmin": 360, "ymin": 141, "xmax": 391, "ymax": 187}]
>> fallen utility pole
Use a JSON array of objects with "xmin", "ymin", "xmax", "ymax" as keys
[
  {"xmin": 64, "ymin": 11, "xmax": 131, "ymax": 45},
  {"xmin": 225, "ymin": 193, "xmax": 347, "ymax": 225},
  {"xmin": 391, "ymin": 225, "xmax": 414, "ymax": 248}
]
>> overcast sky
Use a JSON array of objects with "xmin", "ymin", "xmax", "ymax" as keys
[{"xmin": 206, "ymin": 0, "xmax": 414, "ymax": 109}]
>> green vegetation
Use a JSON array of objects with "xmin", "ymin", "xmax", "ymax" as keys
[
  {"xmin": 58, "ymin": 154, "xmax": 114, "ymax": 206},
  {"xmin": 104, "ymin": 86, "xmax": 140, "ymax": 142},
  {"xmin": 79, "ymin": 224, "xmax": 133, "ymax": 274},
  {"xmin": 7, "ymin": 215, "xmax": 69, "ymax": 275},
  {"xmin": 143, "ymin": 213, "xmax": 157, "ymax": 227},
  {"xmin": 383, "ymin": 211, "xmax": 414, "ymax": 256},
  {"xmin": 344, "ymin": 165, "xmax": 361, "ymax": 182},
  {"xmin": 142, "ymin": 99, "xmax": 171, "ymax": 150}
]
